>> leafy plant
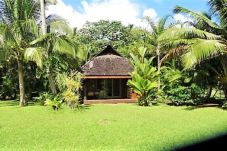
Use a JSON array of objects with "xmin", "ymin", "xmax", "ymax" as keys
[
  {"xmin": 222, "ymin": 102, "xmax": 227, "ymax": 110},
  {"xmin": 44, "ymin": 96, "xmax": 63, "ymax": 110},
  {"xmin": 162, "ymin": 66, "xmax": 204, "ymax": 106},
  {"xmin": 56, "ymin": 72, "xmax": 83, "ymax": 109},
  {"xmin": 36, "ymin": 92, "xmax": 54, "ymax": 106},
  {"xmin": 128, "ymin": 47, "xmax": 159, "ymax": 106}
]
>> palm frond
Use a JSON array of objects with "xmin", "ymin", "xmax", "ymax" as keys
[
  {"xmin": 53, "ymin": 35, "xmax": 78, "ymax": 58},
  {"xmin": 49, "ymin": 19, "xmax": 73, "ymax": 35},
  {"xmin": 158, "ymin": 27, "xmax": 222, "ymax": 41},
  {"xmin": 20, "ymin": 19, "xmax": 39, "ymax": 37},
  {"xmin": 174, "ymin": 5, "xmax": 222, "ymax": 30},
  {"xmin": 158, "ymin": 15, "xmax": 171, "ymax": 33},
  {"xmin": 182, "ymin": 39, "xmax": 225, "ymax": 68},
  {"xmin": 24, "ymin": 47, "xmax": 44, "ymax": 67}
]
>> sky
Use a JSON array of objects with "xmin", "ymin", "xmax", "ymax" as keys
[{"xmin": 47, "ymin": 0, "xmax": 209, "ymax": 29}]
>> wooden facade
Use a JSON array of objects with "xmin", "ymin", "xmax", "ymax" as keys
[{"xmin": 82, "ymin": 45, "xmax": 136, "ymax": 104}]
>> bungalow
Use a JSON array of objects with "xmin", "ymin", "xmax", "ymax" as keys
[{"xmin": 82, "ymin": 45, "xmax": 137, "ymax": 104}]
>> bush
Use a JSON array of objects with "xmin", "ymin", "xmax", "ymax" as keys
[
  {"xmin": 56, "ymin": 72, "xmax": 83, "ymax": 109},
  {"xmin": 222, "ymin": 102, "xmax": 227, "ymax": 110},
  {"xmin": 0, "ymin": 74, "xmax": 17, "ymax": 100},
  {"xmin": 128, "ymin": 47, "xmax": 159, "ymax": 106},
  {"xmin": 162, "ymin": 67, "xmax": 204, "ymax": 106},
  {"xmin": 36, "ymin": 92, "xmax": 53, "ymax": 106},
  {"xmin": 44, "ymin": 96, "xmax": 63, "ymax": 110}
]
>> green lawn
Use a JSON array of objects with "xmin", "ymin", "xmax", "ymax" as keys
[{"xmin": 0, "ymin": 101, "xmax": 227, "ymax": 151}]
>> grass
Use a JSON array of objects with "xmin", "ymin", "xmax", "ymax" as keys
[{"xmin": 0, "ymin": 101, "xmax": 227, "ymax": 151}]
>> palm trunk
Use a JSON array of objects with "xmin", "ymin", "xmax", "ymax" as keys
[
  {"xmin": 156, "ymin": 45, "xmax": 161, "ymax": 92},
  {"xmin": 47, "ymin": 69, "xmax": 57, "ymax": 94},
  {"xmin": 18, "ymin": 60, "xmax": 26, "ymax": 106},
  {"xmin": 206, "ymin": 86, "xmax": 212, "ymax": 99},
  {"xmin": 40, "ymin": 0, "xmax": 57, "ymax": 94},
  {"xmin": 40, "ymin": 0, "xmax": 47, "ymax": 35},
  {"xmin": 223, "ymin": 84, "xmax": 227, "ymax": 99}
]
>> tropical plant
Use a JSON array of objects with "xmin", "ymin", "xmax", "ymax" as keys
[
  {"xmin": 144, "ymin": 15, "xmax": 173, "ymax": 90},
  {"xmin": 0, "ymin": 0, "xmax": 40, "ymax": 106},
  {"xmin": 158, "ymin": 3, "xmax": 227, "ymax": 98},
  {"xmin": 162, "ymin": 65, "xmax": 204, "ymax": 106},
  {"xmin": 44, "ymin": 96, "xmax": 63, "ymax": 110},
  {"xmin": 128, "ymin": 47, "xmax": 159, "ymax": 106},
  {"xmin": 56, "ymin": 72, "xmax": 83, "ymax": 109}
]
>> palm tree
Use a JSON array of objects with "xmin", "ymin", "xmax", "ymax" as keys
[
  {"xmin": 0, "ymin": 0, "xmax": 78, "ymax": 106},
  {"xmin": 39, "ymin": 0, "xmax": 57, "ymax": 94},
  {"xmin": 40, "ymin": 0, "xmax": 56, "ymax": 35},
  {"xmin": 159, "ymin": 3, "xmax": 227, "ymax": 97},
  {"xmin": 144, "ymin": 15, "xmax": 172, "ymax": 91},
  {"xmin": 40, "ymin": 0, "xmax": 77, "ymax": 94},
  {"xmin": 0, "ymin": 0, "xmax": 40, "ymax": 106}
]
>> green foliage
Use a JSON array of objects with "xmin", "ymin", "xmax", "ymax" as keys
[
  {"xmin": 128, "ymin": 47, "xmax": 159, "ymax": 106},
  {"xmin": 36, "ymin": 92, "xmax": 53, "ymax": 106},
  {"xmin": 222, "ymin": 102, "xmax": 227, "ymax": 110},
  {"xmin": 56, "ymin": 72, "xmax": 83, "ymax": 109},
  {"xmin": 0, "ymin": 73, "xmax": 17, "ymax": 100},
  {"xmin": 162, "ymin": 66, "xmax": 205, "ymax": 106},
  {"xmin": 44, "ymin": 96, "xmax": 63, "ymax": 110},
  {"xmin": 78, "ymin": 20, "xmax": 132, "ymax": 56}
]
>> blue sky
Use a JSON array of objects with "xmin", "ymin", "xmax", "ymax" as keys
[
  {"xmin": 62, "ymin": 0, "xmax": 209, "ymax": 16},
  {"xmin": 47, "ymin": 0, "xmax": 210, "ymax": 28}
]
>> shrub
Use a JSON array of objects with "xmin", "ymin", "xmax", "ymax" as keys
[
  {"xmin": 222, "ymin": 102, "xmax": 227, "ymax": 110},
  {"xmin": 44, "ymin": 96, "xmax": 63, "ymax": 110},
  {"xmin": 0, "ymin": 74, "xmax": 17, "ymax": 100},
  {"xmin": 36, "ymin": 92, "xmax": 53, "ymax": 106},
  {"xmin": 162, "ymin": 66, "xmax": 204, "ymax": 106},
  {"xmin": 56, "ymin": 72, "xmax": 83, "ymax": 109},
  {"xmin": 128, "ymin": 47, "xmax": 159, "ymax": 106}
]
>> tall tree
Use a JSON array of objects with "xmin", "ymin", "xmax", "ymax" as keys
[
  {"xmin": 0, "ymin": 0, "xmax": 77, "ymax": 106},
  {"xmin": 144, "ymin": 15, "xmax": 173, "ymax": 91},
  {"xmin": 0, "ymin": 0, "xmax": 40, "ymax": 106},
  {"xmin": 78, "ymin": 20, "xmax": 132, "ymax": 56},
  {"xmin": 160, "ymin": 4, "xmax": 227, "ymax": 97},
  {"xmin": 39, "ymin": 0, "xmax": 63, "ymax": 94}
]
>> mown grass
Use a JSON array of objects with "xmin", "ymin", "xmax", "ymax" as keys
[{"xmin": 0, "ymin": 101, "xmax": 227, "ymax": 151}]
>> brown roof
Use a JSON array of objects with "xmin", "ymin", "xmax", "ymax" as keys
[{"xmin": 82, "ymin": 45, "xmax": 133, "ymax": 76}]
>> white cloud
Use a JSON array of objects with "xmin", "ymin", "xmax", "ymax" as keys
[
  {"xmin": 143, "ymin": 8, "xmax": 157, "ymax": 19},
  {"xmin": 46, "ymin": 0, "xmax": 158, "ymax": 29},
  {"xmin": 174, "ymin": 14, "xmax": 191, "ymax": 23},
  {"xmin": 173, "ymin": 14, "xmax": 194, "ymax": 27}
]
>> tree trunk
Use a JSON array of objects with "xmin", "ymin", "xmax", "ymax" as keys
[
  {"xmin": 47, "ymin": 69, "xmax": 57, "ymax": 94},
  {"xmin": 206, "ymin": 86, "xmax": 212, "ymax": 99},
  {"xmin": 40, "ymin": 0, "xmax": 57, "ymax": 94},
  {"xmin": 40, "ymin": 0, "xmax": 47, "ymax": 35},
  {"xmin": 18, "ymin": 60, "xmax": 26, "ymax": 106},
  {"xmin": 223, "ymin": 84, "xmax": 227, "ymax": 99},
  {"xmin": 156, "ymin": 45, "xmax": 161, "ymax": 92}
]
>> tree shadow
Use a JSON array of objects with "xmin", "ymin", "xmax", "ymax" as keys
[
  {"xmin": 80, "ymin": 104, "xmax": 91, "ymax": 110},
  {"xmin": 0, "ymin": 100, "xmax": 19, "ymax": 107},
  {"xmin": 184, "ymin": 104, "xmax": 221, "ymax": 111}
]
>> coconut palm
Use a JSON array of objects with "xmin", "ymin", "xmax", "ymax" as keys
[
  {"xmin": 159, "ymin": 3, "xmax": 227, "ymax": 97},
  {"xmin": 144, "ymin": 15, "xmax": 172, "ymax": 90},
  {"xmin": 0, "ymin": 0, "xmax": 78, "ymax": 106},
  {"xmin": 0, "ymin": 0, "xmax": 40, "ymax": 106},
  {"xmin": 38, "ymin": 0, "xmax": 78, "ymax": 94}
]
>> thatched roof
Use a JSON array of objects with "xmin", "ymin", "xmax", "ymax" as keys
[{"xmin": 82, "ymin": 45, "xmax": 133, "ymax": 76}]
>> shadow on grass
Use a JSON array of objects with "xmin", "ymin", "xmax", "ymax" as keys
[
  {"xmin": 0, "ymin": 100, "xmax": 19, "ymax": 107},
  {"xmin": 0, "ymin": 100, "xmax": 41, "ymax": 107},
  {"xmin": 184, "ymin": 104, "xmax": 221, "ymax": 111}
]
